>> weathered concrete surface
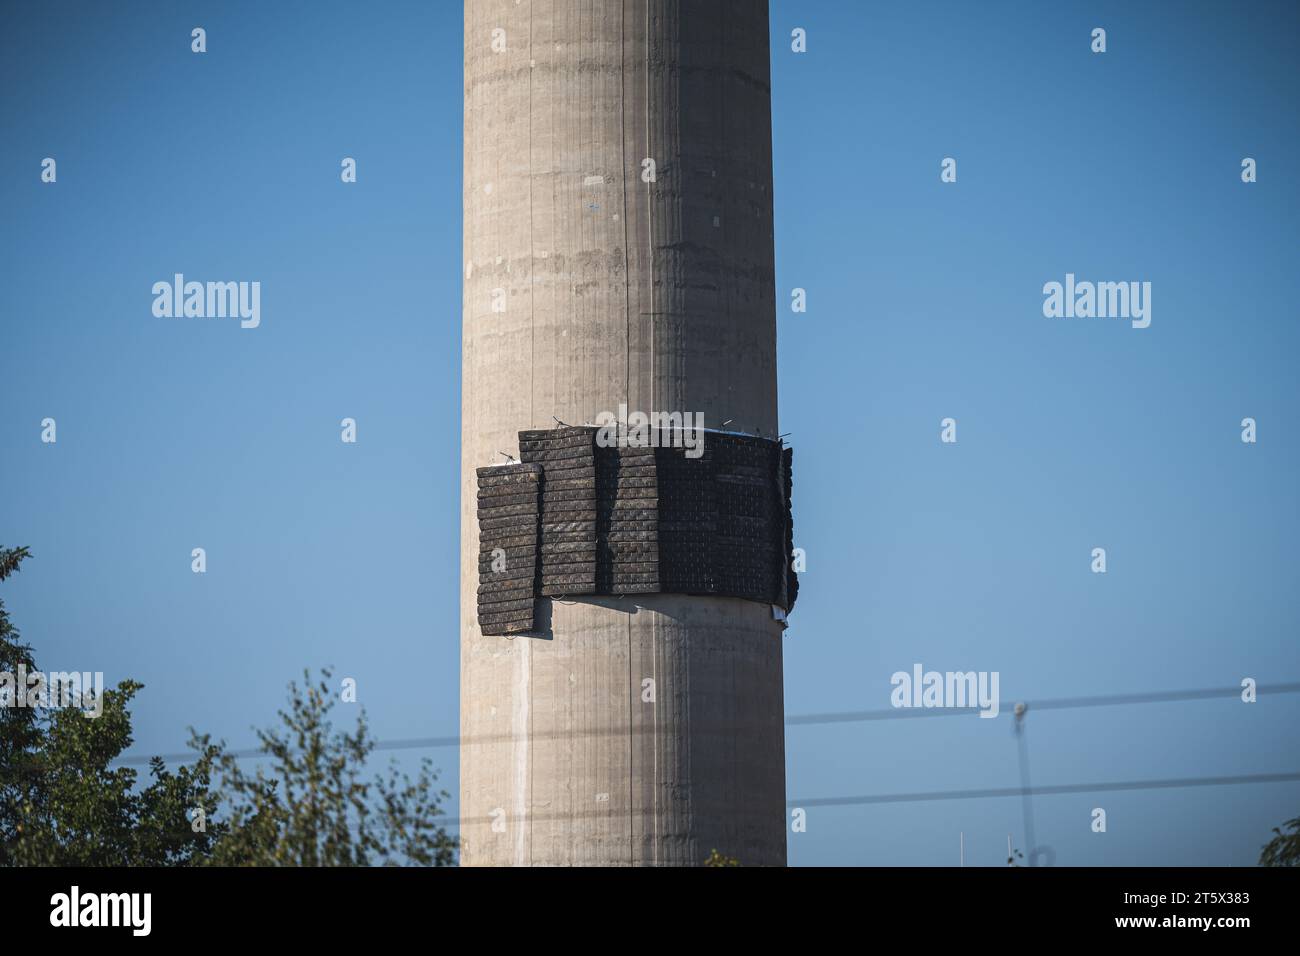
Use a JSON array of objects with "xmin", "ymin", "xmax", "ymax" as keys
[{"xmin": 461, "ymin": 0, "xmax": 785, "ymax": 866}]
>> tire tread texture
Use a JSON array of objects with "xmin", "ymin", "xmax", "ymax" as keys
[{"xmin": 477, "ymin": 428, "xmax": 796, "ymax": 635}]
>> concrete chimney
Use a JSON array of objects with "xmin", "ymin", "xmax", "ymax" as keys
[{"xmin": 461, "ymin": 0, "xmax": 786, "ymax": 866}]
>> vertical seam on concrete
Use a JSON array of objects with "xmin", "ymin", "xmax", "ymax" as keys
[
  {"xmin": 622, "ymin": 0, "xmax": 633, "ymax": 868},
  {"xmin": 626, "ymin": 612, "xmax": 633, "ymax": 864},
  {"xmin": 550, "ymin": 4, "xmax": 558, "ymax": 429},
  {"xmin": 621, "ymin": 0, "xmax": 630, "ymax": 410},
  {"xmin": 653, "ymin": 603, "xmax": 659, "ymax": 864},
  {"xmin": 684, "ymin": 603, "xmax": 691, "ymax": 863},
  {"xmin": 720, "ymin": 1, "xmax": 729, "ymax": 430},
  {"xmin": 645, "ymin": 0, "xmax": 654, "ymax": 417},
  {"xmin": 584, "ymin": 0, "xmax": 592, "ymax": 418},
  {"xmin": 515, "ymin": 637, "xmax": 531, "ymax": 866},
  {"xmin": 529, "ymin": 0, "xmax": 536, "ymax": 431},
  {"xmin": 526, "ymin": 0, "xmax": 535, "ymax": 867},
  {"xmin": 674, "ymin": 1, "xmax": 685, "ymax": 409},
  {"xmin": 647, "ymin": 0, "xmax": 660, "ymax": 869}
]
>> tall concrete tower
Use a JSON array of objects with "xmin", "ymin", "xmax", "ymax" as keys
[{"xmin": 460, "ymin": 0, "xmax": 786, "ymax": 865}]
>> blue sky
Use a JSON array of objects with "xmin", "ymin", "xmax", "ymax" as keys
[{"xmin": 2, "ymin": 0, "xmax": 1297, "ymax": 866}]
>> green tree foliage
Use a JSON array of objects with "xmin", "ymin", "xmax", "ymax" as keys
[
  {"xmin": 1, "ymin": 545, "xmax": 39, "ymax": 862},
  {"xmin": 1, "ymin": 546, "xmax": 218, "ymax": 865},
  {"xmin": 704, "ymin": 848, "xmax": 741, "ymax": 867},
  {"xmin": 1, "ymin": 546, "xmax": 455, "ymax": 866},
  {"xmin": 190, "ymin": 670, "xmax": 457, "ymax": 866},
  {"xmin": 8, "ymin": 683, "xmax": 224, "ymax": 866},
  {"xmin": 1260, "ymin": 816, "xmax": 1300, "ymax": 867}
]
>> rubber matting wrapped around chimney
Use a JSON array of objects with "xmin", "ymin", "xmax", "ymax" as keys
[
  {"xmin": 476, "ymin": 427, "xmax": 797, "ymax": 635},
  {"xmin": 781, "ymin": 446, "xmax": 798, "ymax": 611},
  {"xmin": 519, "ymin": 427, "xmax": 598, "ymax": 597},
  {"xmin": 475, "ymin": 463, "xmax": 541, "ymax": 635},
  {"xmin": 599, "ymin": 443, "xmax": 660, "ymax": 594}
]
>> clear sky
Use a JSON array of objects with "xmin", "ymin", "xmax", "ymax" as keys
[{"xmin": 2, "ymin": 0, "xmax": 1297, "ymax": 866}]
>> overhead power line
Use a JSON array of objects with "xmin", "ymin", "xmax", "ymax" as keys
[
  {"xmin": 111, "ymin": 680, "xmax": 1300, "ymax": 767},
  {"xmin": 787, "ymin": 770, "xmax": 1300, "ymax": 809},
  {"xmin": 785, "ymin": 682, "xmax": 1300, "ymax": 726},
  {"xmin": 431, "ymin": 770, "xmax": 1300, "ymax": 828}
]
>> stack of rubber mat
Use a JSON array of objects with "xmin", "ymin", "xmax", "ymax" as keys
[
  {"xmin": 519, "ymin": 427, "xmax": 597, "ymax": 597},
  {"xmin": 711, "ymin": 435, "xmax": 785, "ymax": 605},
  {"xmin": 597, "ymin": 443, "xmax": 660, "ymax": 594},
  {"xmin": 781, "ymin": 446, "xmax": 798, "ymax": 611},
  {"xmin": 475, "ymin": 463, "xmax": 542, "ymax": 635},
  {"xmin": 655, "ymin": 437, "xmax": 714, "ymax": 595},
  {"xmin": 476, "ymin": 426, "xmax": 798, "ymax": 635}
]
